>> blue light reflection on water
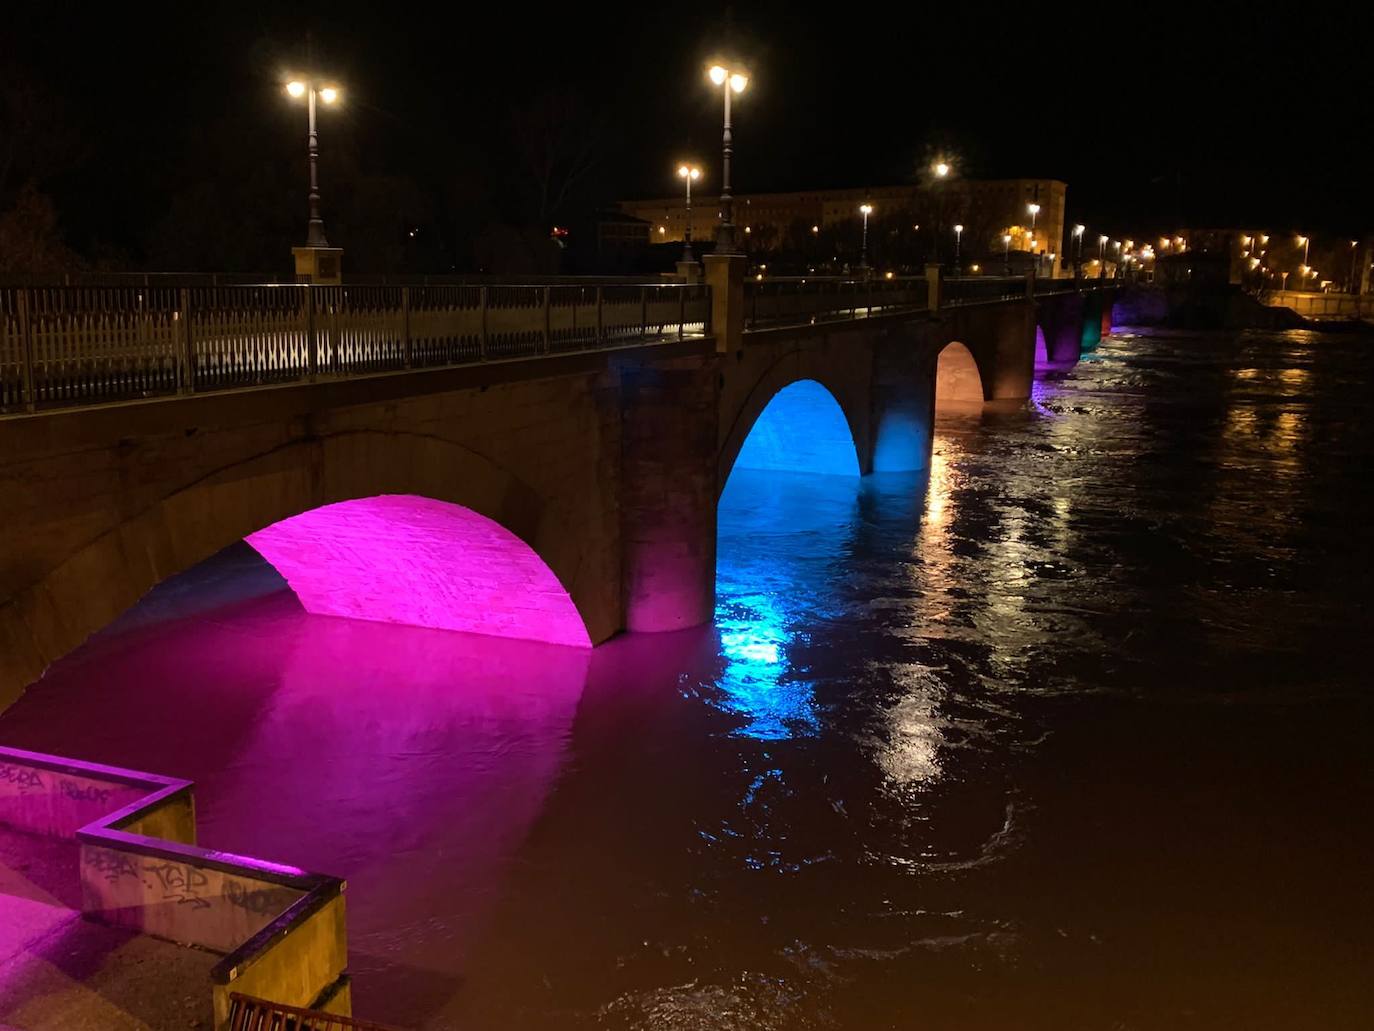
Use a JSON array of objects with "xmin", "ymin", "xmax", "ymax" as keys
[{"xmin": 712, "ymin": 466, "xmax": 868, "ymax": 739}]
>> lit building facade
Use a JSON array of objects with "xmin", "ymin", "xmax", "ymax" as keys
[{"xmin": 620, "ymin": 178, "xmax": 1068, "ymax": 276}]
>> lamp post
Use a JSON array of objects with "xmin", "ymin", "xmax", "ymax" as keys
[
  {"xmin": 859, "ymin": 203, "xmax": 874, "ymax": 272},
  {"xmin": 1350, "ymin": 240, "xmax": 1359, "ymax": 294},
  {"xmin": 1002, "ymin": 233, "xmax": 1012, "ymax": 274},
  {"xmin": 708, "ymin": 64, "xmax": 749, "ymax": 254},
  {"xmin": 285, "ymin": 79, "xmax": 340, "ymax": 248},
  {"xmin": 1027, "ymin": 203, "xmax": 1041, "ymax": 274},
  {"xmin": 953, "ymin": 223, "xmax": 964, "ymax": 275},
  {"xmin": 1098, "ymin": 234, "xmax": 1108, "ymax": 278},
  {"xmin": 677, "ymin": 163, "xmax": 702, "ymax": 262},
  {"xmin": 1073, "ymin": 223, "xmax": 1085, "ymax": 275}
]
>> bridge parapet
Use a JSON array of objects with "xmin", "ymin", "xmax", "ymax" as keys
[
  {"xmin": 0, "ymin": 281, "xmax": 711, "ymax": 414},
  {"xmin": 743, "ymin": 275, "xmax": 928, "ymax": 329}
]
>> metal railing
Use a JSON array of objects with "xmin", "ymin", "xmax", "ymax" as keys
[
  {"xmin": 0, "ymin": 282, "xmax": 711, "ymax": 413},
  {"xmin": 944, "ymin": 276, "xmax": 1029, "ymax": 305},
  {"xmin": 744, "ymin": 275, "xmax": 928, "ymax": 329},
  {"xmin": 228, "ymin": 993, "xmax": 403, "ymax": 1030}
]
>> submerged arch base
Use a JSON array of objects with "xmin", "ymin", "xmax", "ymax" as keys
[
  {"xmin": 246, "ymin": 495, "xmax": 591, "ymax": 648},
  {"xmin": 731, "ymin": 379, "xmax": 860, "ymax": 480}
]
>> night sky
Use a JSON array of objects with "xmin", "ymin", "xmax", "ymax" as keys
[{"xmin": 7, "ymin": 2, "xmax": 1371, "ymax": 262}]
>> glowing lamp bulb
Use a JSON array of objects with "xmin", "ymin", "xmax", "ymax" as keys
[
  {"xmin": 286, "ymin": 80, "xmax": 306, "ymax": 98},
  {"xmin": 954, "ymin": 224, "xmax": 964, "ymax": 234},
  {"xmin": 319, "ymin": 87, "xmax": 339, "ymax": 104},
  {"xmin": 708, "ymin": 65, "xmax": 728, "ymax": 85},
  {"xmin": 1028, "ymin": 203, "xmax": 1040, "ymax": 215},
  {"xmin": 860, "ymin": 204, "xmax": 873, "ymax": 215},
  {"xmin": 678, "ymin": 164, "xmax": 690, "ymax": 178},
  {"xmin": 935, "ymin": 161, "xmax": 949, "ymax": 177},
  {"xmin": 729, "ymin": 73, "xmax": 748, "ymax": 93}
]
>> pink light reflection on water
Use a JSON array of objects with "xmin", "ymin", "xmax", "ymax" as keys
[
  {"xmin": 246, "ymin": 495, "xmax": 591, "ymax": 648},
  {"xmin": 0, "ymin": 561, "xmax": 591, "ymax": 1005}
]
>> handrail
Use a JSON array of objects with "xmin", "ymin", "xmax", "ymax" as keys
[{"xmin": 0, "ymin": 281, "xmax": 712, "ymax": 415}]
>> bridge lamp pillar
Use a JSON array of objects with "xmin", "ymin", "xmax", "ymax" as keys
[
  {"xmin": 708, "ymin": 65, "xmax": 749, "ymax": 254},
  {"xmin": 953, "ymin": 223, "xmax": 963, "ymax": 276},
  {"xmin": 677, "ymin": 163, "xmax": 702, "ymax": 264},
  {"xmin": 859, "ymin": 204, "xmax": 874, "ymax": 273},
  {"xmin": 285, "ymin": 78, "xmax": 344, "ymax": 284},
  {"xmin": 1002, "ymin": 234, "xmax": 1012, "ymax": 275},
  {"xmin": 1098, "ymin": 235, "xmax": 1108, "ymax": 278},
  {"xmin": 1027, "ymin": 203, "xmax": 1041, "ymax": 275}
]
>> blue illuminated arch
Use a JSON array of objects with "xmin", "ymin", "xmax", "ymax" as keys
[{"xmin": 729, "ymin": 379, "xmax": 860, "ymax": 482}]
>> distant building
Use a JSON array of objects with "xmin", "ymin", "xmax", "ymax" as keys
[{"xmin": 619, "ymin": 178, "xmax": 1068, "ymax": 276}]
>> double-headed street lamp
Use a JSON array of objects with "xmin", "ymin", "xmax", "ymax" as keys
[
  {"xmin": 285, "ymin": 79, "xmax": 341, "ymax": 248},
  {"xmin": 859, "ymin": 203, "xmax": 874, "ymax": 270},
  {"xmin": 1027, "ymin": 203, "xmax": 1041, "ymax": 273},
  {"xmin": 707, "ymin": 64, "xmax": 749, "ymax": 254},
  {"xmin": 953, "ymin": 223, "xmax": 964, "ymax": 274},
  {"xmin": 1002, "ymin": 233, "xmax": 1012, "ymax": 274},
  {"xmin": 1098, "ymin": 234, "xmax": 1108, "ymax": 278},
  {"xmin": 677, "ymin": 163, "xmax": 702, "ymax": 262},
  {"xmin": 1073, "ymin": 223, "xmax": 1085, "ymax": 273}
]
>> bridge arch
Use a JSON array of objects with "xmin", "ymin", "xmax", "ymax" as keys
[
  {"xmin": 718, "ymin": 364, "xmax": 865, "ymax": 496},
  {"xmin": 6, "ymin": 430, "xmax": 598, "ymax": 698},
  {"xmin": 934, "ymin": 341, "xmax": 987, "ymax": 408}
]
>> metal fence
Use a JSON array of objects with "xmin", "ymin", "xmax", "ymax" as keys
[
  {"xmin": 744, "ymin": 276, "xmax": 928, "ymax": 328},
  {"xmin": 944, "ymin": 276, "xmax": 1029, "ymax": 305},
  {"xmin": 227, "ymin": 993, "xmax": 402, "ymax": 1030},
  {"xmin": 0, "ymin": 282, "xmax": 711, "ymax": 412}
]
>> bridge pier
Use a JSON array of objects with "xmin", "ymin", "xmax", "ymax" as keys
[
  {"xmin": 870, "ymin": 334, "xmax": 936, "ymax": 472},
  {"xmin": 619, "ymin": 358, "xmax": 719, "ymax": 633},
  {"xmin": 1036, "ymin": 292, "xmax": 1087, "ymax": 366}
]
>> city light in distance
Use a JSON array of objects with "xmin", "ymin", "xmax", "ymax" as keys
[{"xmin": 934, "ymin": 161, "xmax": 950, "ymax": 177}]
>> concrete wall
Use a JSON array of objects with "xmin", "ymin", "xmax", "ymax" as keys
[{"xmin": 0, "ymin": 745, "xmax": 351, "ymax": 1029}]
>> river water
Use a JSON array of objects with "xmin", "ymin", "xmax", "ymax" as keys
[{"xmin": 2, "ymin": 327, "xmax": 1372, "ymax": 1029}]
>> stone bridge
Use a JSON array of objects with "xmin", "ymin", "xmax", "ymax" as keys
[{"xmin": 0, "ymin": 267, "xmax": 1118, "ymax": 709}]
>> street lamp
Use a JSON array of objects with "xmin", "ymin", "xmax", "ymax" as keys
[
  {"xmin": 1297, "ymin": 234, "xmax": 1309, "ymax": 266},
  {"xmin": 953, "ymin": 223, "xmax": 964, "ymax": 274},
  {"xmin": 934, "ymin": 160, "xmax": 950, "ymax": 178},
  {"xmin": 707, "ymin": 64, "xmax": 749, "ymax": 254},
  {"xmin": 676, "ymin": 163, "xmax": 702, "ymax": 262},
  {"xmin": 284, "ymin": 78, "xmax": 341, "ymax": 247},
  {"xmin": 1002, "ymin": 233, "xmax": 1012, "ymax": 274},
  {"xmin": 859, "ymin": 203, "xmax": 874, "ymax": 271},
  {"xmin": 1027, "ymin": 203, "xmax": 1041, "ymax": 273},
  {"xmin": 1073, "ymin": 223, "xmax": 1085, "ymax": 272},
  {"xmin": 1098, "ymin": 234, "xmax": 1108, "ymax": 277}
]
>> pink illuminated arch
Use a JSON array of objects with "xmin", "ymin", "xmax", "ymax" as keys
[{"xmin": 246, "ymin": 495, "xmax": 591, "ymax": 648}]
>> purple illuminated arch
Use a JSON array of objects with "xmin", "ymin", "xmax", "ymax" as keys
[
  {"xmin": 1034, "ymin": 325, "xmax": 1051, "ymax": 369},
  {"xmin": 246, "ymin": 495, "xmax": 591, "ymax": 648}
]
